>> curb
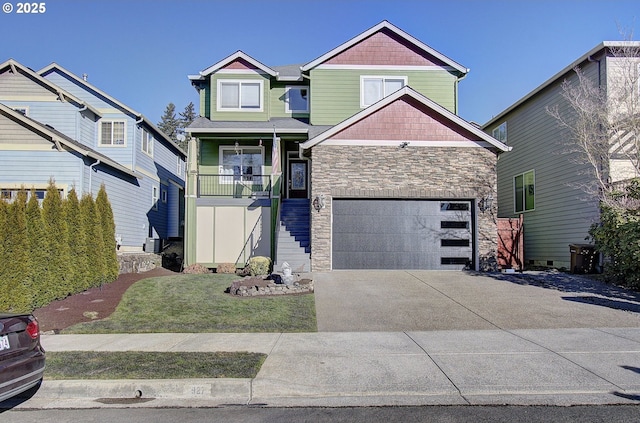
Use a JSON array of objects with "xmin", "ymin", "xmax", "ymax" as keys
[{"xmin": 32, "ymin": 378, "xmax": 252, "ymax": 404}]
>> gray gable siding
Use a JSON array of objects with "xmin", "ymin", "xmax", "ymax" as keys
[
  {"xmin": 0, "ymin": 69, "xmax": 57, "ymax": 99},
  {"xmin": 491, "ymin": 59, "xmax": 602, "ymax": 268}
]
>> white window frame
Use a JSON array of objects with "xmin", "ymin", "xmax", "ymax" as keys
[
  {"xmin": 152, "ymin": 185, "xmax": 159, "ymax": 210},
  {"xmin": 285, "ymin": 86, "xmax": 309, "ymax": 113},
  {"xmin": 216, "ymin": 79, "xmax": 264, "ymax": 112},
  {"xmin": 177, "ymin": 156, "xmax": 184, "ymax": 177},
  {"xmin": 360, "ymin": 75, "xmax": 407, "ymax": 108},
  {"xmin": 219, "ymin": 145, "xmax": 264, "ymax": 185},
  {"xmin": 514, "ymin": 169, "xmax": 535, "ymax": 213},
  {"xmin": 141, "ymin": 128, "xmax": 154, "ymax": 157},
  {"xmin": 99, "ymin": 120, "xmax": 127, "ymax": 147},
  {"xmin": 492, "ymin": 122, "xmax": 507, "ymax": 144},
  {"xmin": 162, "ymin": 188, "xmax": 168, "ymax": 203}
]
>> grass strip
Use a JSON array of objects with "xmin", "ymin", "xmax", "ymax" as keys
[
  {"xmin": 45, "ymin": 351, "xmax": 266, "ymax": 379},
  {"xmin": 62, "ymin": 273, "xmax": 317, "ymax": 334}
]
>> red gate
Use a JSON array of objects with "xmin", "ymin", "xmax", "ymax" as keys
[{"xmin": 497, "ymin": 215, "xmax": 524, "ymax": 271}]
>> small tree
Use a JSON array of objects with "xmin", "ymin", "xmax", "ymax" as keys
[
  {"xmin": 1, "ymin": 189, "xmax": 31, "ymax": 311},
  {"xmin": 80, "ymin": 192, "xmax": 105, "ymax": 287},
  {"xmin": 42, "ymin": 179, "xmax": 70, "ymax": 300},
  {"xmin": 26, "ymin": 190, "xmax": 48, "ymax": 308},
  {"xmin": 65, "ymin": 188, "xmax": 90, "ymax": 292},
  {"xmin": 177, "ymin": 101, "xmax": 197, "ymax": 151},
  {"xmin": 96, "ymin": 184, "xmax": 119, "ymax": 282}
]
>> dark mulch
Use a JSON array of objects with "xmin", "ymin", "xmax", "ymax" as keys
[{"xmin": 33, "ymin": 267, "xmax": 177, "ymax": 333}]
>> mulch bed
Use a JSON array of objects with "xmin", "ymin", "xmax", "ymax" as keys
[{"xmin": 33, "ymin": 267, "xmax": 177, "ymax": 333}]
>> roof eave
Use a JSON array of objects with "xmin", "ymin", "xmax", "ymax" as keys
[{"xmin": 199, "ymin": 51, "xmax": 277, "ymax": 77}]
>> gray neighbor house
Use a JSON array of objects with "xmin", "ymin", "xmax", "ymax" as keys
[{"xmin": 483, "ymin": 41, "xmax": 640, "ymax": 270}]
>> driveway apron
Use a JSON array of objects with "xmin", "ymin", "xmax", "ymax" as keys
[{"xmin": 312, "ymin": 270, "xmax": 640, "ymax": 332}]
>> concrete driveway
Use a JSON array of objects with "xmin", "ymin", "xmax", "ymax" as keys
[{"xmin": 313, "ymin": 270, "xmax": 640, "ymax": 332}]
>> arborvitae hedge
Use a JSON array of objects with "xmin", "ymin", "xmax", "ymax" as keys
[{"xmin": 0, "ymin": 181, "xmax": 120, "ymax": 312}]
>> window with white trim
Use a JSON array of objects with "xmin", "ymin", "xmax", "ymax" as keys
[
  {"xmin": 361, "ymin": 76, "xmax": 407, "ymax": 107},
  {"xmin": 285, "ymin": 86, "xmax": 309, "ymax": 113},
  {"xmin": 514, "ymin": 170, "xmax": 535, "ymax": 212},
  {"xmin": 142, "ymin": 129, "xmax": 153, "ymax": 156},
  {"xmin": 162, "ymin": 189, "xmax": 167, "ymax": 203},
  {"xmin": 152, "ymin": 186, "xmax": 159, "ymax": 210},
  {"xmin": 177, "ymin": 156, "xmax": 184, "ymax": 177},
  {"xmin": 217, "ymin": 80, "xmax": 263, "ymax": 111},
  {"xmin": 492, "ymin": 122, "xmax": 507, "ymax": 143},
  {"xmin": 219, "ymin": 146, "xmax": 264, "ymax": 184},
  {"xmin": 99, "ymin": 120, "xmax": 126, "ymax": 146},
  {"xmin": 1, "ymin": 187, "xmax": 63, "ymax": 204}
]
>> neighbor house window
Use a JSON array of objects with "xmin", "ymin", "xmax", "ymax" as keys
[
  {"xmin": 220, "ymin": 146, "xmax": 264, "ymax": 184},
  {"xmin": 142, "ymin": 129, "xmax": 153, "ymax": 156},
  {"xmin": 514, "ymin": 170, "xmax": 535, "ymax": 212},
  {"xmin": 361, "ymin": 76, "xmax": 407, "ymax": 107},
  {"xmin": 217, "ymin": 80, "xmax": 263, "ymax": 111},
  {"xmin": 285, "ymin": 86, "xmax": 309, "ymax": 113},
  {"xmin": 177, "ymin": 156, "xmax": 184, "ymax": 177},
  {"xmin": 492, "ymin": 122, "xmax": 507, "ymax": 143},
  {"xmin": 100, "ymin": 120, "xmax": 126, "ymax": 146},
  {"xmin": 162, "ymin": 189, "xmax": 168, "ymax": 203},
  {"xmin": 1, "ymin": 187, "xmax": 62, "ymax": 204},
  {"xmin": 152, "ymin": 186, "xmax": 159, "ymax": 210}
]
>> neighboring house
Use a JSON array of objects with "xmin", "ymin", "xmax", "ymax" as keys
[
  {"xmin": 0, "ymin": 59, "xmax": 186, "ymax": 252},
  {"xmin": 483, "ymin": 42, "xmax": 640, "ymax": 270},
  {"xmin": 185, "ymin": 21, "xmax": 509, "ymax": 272}
]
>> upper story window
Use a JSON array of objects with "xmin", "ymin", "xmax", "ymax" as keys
[
  {"xmin": 361, "ymin": 76, "xmax": 407, "ymax": 107},
  {"xmin": 177, "ymin": 156, "xmax": 184, "ymax": 177},
  {"xmin": 492, "ymin": 122, "xmax": 507, "ymax": 143},
  {"xmin": 99, "ymin": 120, "xmax": 126, "ymax": 146},
  {"xmin": 142, "ymin": 129, "xmax": 154, "ymax": 156},
  {"xmin": 217, "ymin": 80, "xmax": 263, "ymax": 111},
  {"xmin": 152, "ymin": 185, "xmax": 159, "ymax": 211},
  {"xmin": 514, "ymin": 170, "xmax": 535, "ymax": 212},
  {"xmin": 285, "ymin": 86, "xmax": 309, "ymax": 113}
]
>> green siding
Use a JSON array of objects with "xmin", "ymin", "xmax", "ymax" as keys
[
  {"xmin": 269, "ymin": 82, "xmax": 310, "ymax": 119},
  {"xmin": 309, "ymin": 68, "xmax": 458, "ymax": 125},
  {"xmin": 208, "ymin": 73, "xmax": 271, "ymax": 122},
  {"xmin": 492, "ymin": 59, "xmax": 603, "ymax": 268}
]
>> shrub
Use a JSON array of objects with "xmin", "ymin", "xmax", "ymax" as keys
[
  {"xmin": 183, "ymin": 263, "xmax": 211, "ymax": 274},
  {"xmin": 246, "ymin": 256, "xmax": 271, "ymax": 276},
  {"xmin": 590, "ymin": 178, "xmax": 640, "ymax": 289},
  {"xmin": 216, "ymin": 263, "xmax": 236, "ymax": 274}
]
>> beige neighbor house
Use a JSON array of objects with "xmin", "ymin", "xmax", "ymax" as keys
[
  {"xmin": 185, "ymin": 21, "xmax": 510, "ymax": 272},
  {"xmin": 484, "ymin": 42, "xmax": 640, "ymax": 270}
]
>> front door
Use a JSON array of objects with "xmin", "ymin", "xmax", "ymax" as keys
[{"xmin": 288, "ymin": 160, "xmax": 308, "ymax": 198}]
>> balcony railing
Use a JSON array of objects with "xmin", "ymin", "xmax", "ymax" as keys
[{"xmin": 197, "ymin": 174, "xmax": 272, "ymax": 198}]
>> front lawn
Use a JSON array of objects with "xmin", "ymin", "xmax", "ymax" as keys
[{"xmin": 62, "ymin": 273, "xmax": 317, "ymax": 333}]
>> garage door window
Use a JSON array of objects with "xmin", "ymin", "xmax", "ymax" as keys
[
  {"xmin": 441, "ymin": 221, "xmax": 469, "ymax": 229},
  {"xmin": 440, "ymin": 202, "xmax": 469, "ymax": 211},
  {"xmin": 441, "ymin": 239, "xmax": 470, "ymax": 247}
]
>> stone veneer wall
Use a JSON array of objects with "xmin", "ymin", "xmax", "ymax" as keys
[{"xmin": 309, "ymin": 145, "xmax": 499, "ymax": 272}]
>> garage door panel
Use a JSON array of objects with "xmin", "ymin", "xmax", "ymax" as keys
[{"xmin": 332, "ymin": 199, "xmax": 473, "ymax": 270}]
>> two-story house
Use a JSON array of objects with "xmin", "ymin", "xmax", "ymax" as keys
[
  {"xmin": 0, "ymin": 59, "xmax": 186, "ymax": 252},
  {"xmin": 185, "ymin": 21, "xmax": 509, "ymax": 272},
  {"xmin": 483, "ymin": 42, "xmax": 640, "ymax": 270}
]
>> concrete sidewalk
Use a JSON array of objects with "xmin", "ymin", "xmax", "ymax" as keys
[{"xmin": 15, "ymin": 328, "xmax": 640, "ymax": 408}]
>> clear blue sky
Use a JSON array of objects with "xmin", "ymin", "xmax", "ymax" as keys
[{"xmin": 0, "ymin": 0, "xmax": 636, "ymax": 125}]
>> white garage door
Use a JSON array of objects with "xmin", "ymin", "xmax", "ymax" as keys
[{"xmin": 332, "ymin": 199, "xmax": 474, "ymax": 270}]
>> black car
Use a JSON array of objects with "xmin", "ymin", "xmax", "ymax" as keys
[{"xmin": 0, "ymin": 313, "xmax": 45, "ymax": 402}]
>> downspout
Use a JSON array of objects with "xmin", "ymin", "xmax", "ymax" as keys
[
  {"xmin": 588, "ymin": 54, "xmax": 602, "ymax": 88},
  {"xmin": 89, "ymin": 159, "xmax": 101, "ymax": 196}
]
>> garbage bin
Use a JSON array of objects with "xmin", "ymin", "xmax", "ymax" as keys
[{"xmin": 569, "ymin": 244, "xmax": 597, "ymax": 274}]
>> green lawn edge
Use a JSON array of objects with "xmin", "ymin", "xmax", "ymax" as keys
[{"xmin": 45, "ymin": 351, "xmax": 266, "ymax": 379}]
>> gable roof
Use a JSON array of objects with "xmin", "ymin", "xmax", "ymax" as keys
[
  {"xmin": 0, "ymin": 59, "xmax": 102, "ymax": 117},
  {"xmin": 0, "ymin": 102, "xmax": 140, "ymax": 179},
  {"xmin": 38, "ymin": 63, "xmax": 185, "ymax": 157},
  {"xmin": 301, "ymin": 20, "xmax": 469, "ymax": 75},
  {"xmin": 483, "ymin": 41, "xmax": 640, "ymax": 128},
  {"xmin": 191, "ymin": 51, "xmax": 278, "ymax": 81},
  {"xmin": 301, "ymin": 86, "xmax": 510, "ymax": 152}
]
